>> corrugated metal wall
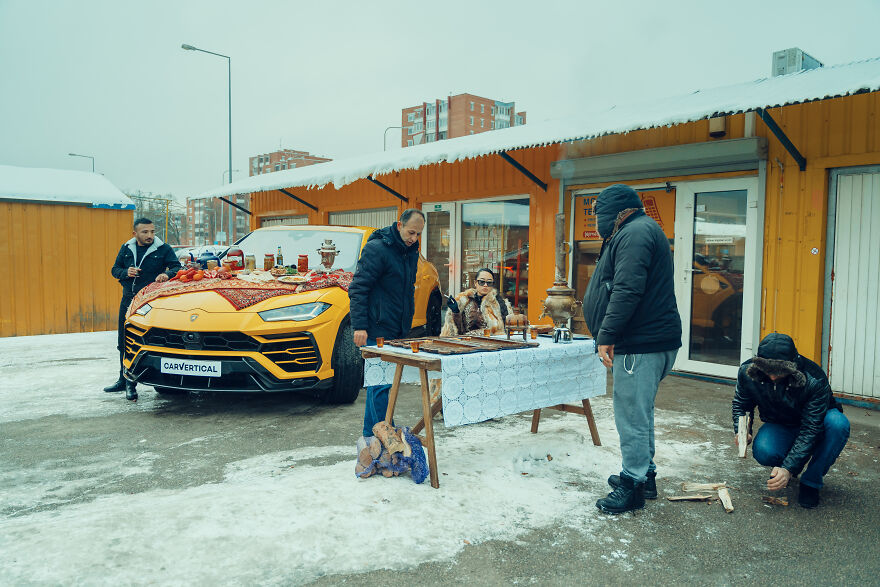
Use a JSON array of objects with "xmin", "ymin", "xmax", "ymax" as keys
[
  {"xmin": 0, "ymin": 201, "xmax": 133, "ymax": 337},
  {"xmin": 328, "ymin": 207, "xmax": 397, "ymax": 228},
  {"xmin": 259, "ymin": 215, "xmax": 309, "ymax": 227}
]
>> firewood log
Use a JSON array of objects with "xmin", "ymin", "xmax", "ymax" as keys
[
  {"xmin": 667, "ymin": 494, "xmax": 714, "ymax": 501},
  {"xmin": 681, "ymin": 482, "xmax": 727, "ymax": 492},
  {"xmin": 358, "ymin": 446, "xmax": 373, "ymax": 467},
  {"xmin": 369, "ymin": 436, "xmax": 382, "ymax": 459},
  {"xmin": 718, "ymin": 487, "xmax": 734, "ymax": 513},
  {"xmin": 737, "ymin": 414, "xmax": 750, "ymax": 458},
  {"xmin": 762, "ymin": 496, "xmax": 788, "ymax": 506},
  {"xmin": 373, "ymin": 421, "xmax": 406, "ymax": 454}
]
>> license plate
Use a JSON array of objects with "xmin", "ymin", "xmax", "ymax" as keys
[{"xmin": 160, "ymin": 357, "xmax": 221, "ymax": 377}]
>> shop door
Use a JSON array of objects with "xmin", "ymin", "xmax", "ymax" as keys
[
  {"xmin": 825, "ymin": 170, "xmax": 880, "ymax": 400},
  {"xmin": 674, "ymin": 178, "xmax": 762, "ymax": 378},
  {"xmin": 421, "ymin": 202, "xmax": 457, "ymax": 299}
]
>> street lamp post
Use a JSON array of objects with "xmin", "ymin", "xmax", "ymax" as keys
[
  {"xmin": 182, "ymin": 43, "xmax": 232, "ymax": 243},
  {"xmin": 384, "ymin": 126, "xmax": 404, "ymax": 151},
  {"xmin": 68, "ymin": 152, "xmax": 95, "ymax": 172}
]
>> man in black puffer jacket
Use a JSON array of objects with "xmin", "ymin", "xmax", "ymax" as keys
[
  {"xmin": 582, "ymin": 184, "xmax": 682, "ymax": 514},
  {"xmin": 733, "ymin": 332, "xmax": 849, "ymax": 508},
  {"xmin": 349, "ymin": 209, "xmax": 425, "ymax": 439}
]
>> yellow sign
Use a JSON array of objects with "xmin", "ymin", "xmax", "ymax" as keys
[{"xmin": 575, "ymin": 189, "xmax": 675, "ymax": 241}]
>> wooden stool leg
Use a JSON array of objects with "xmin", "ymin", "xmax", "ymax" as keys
[
  {"xmin": 530, "ymin": 409, "xmax": 542, "ymax": 433},
  {"xmin": 581, "ymin": 398, "xmax": 601, "ymax": 446},
  {"xmin": 418, "ymin": 368, "xmax": 440, "ymax": 488},
  {"xmin": 384, "ymin": 364, "xmax": 404, "ymax": 423}
]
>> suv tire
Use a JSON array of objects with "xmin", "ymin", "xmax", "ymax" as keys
[{"xmin": 324, "ymin": 319, "xmax": 363, "ymax": 404}]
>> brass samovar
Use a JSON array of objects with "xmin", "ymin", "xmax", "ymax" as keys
[{"xmin": 539, "ymin": 214, "xmax": 581, "ymax": 343}]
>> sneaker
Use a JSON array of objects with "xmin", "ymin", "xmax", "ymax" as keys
[
  {"xmin": 609, "ymin": 470, "xmax": 657, "ymax": 499},
  {"xmin": 798, "ymin": 484, "xmax": 820, "ymax": 509},
  {"xmin": 596, "ymin": 474, "xmax": 645, "ymax": 514}
]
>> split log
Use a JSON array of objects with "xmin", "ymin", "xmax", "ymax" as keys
[
  {"xmin": 667, "ymin": 494, "xmax": 715, "ymax": 502},
  {"xmin": 762, "ymin": 496, "xmax": 789, "ymax": 506},
  {"xmin": 381, "ymin": 469, "xmax": 393, "ymax": 478},
  {"xmin": 358, "ymin": 446, "xmax": 373, "ymax": 467},
  {"xmin": 737, "ymin": 414, "xmax": 750, "ymax": 458},
  {"xmin": 681, "ymin": 482, "xmax": 727, "ymax": 492},
  {"xmin": 368, "ymin": 436, "xmax": 382, "ymax": 459},
  {"xmin": 718, "ymin": 487, "xmax": 734, "ymax": 513},
  {"xmin": 355, "ymin": 463, "xmax": 373, "ymax": 478},
  {"xmin": 373, "ymin": 421, "xmax": 406, "ymax": 454},
  {"xmin": 398, "ymin": 429, "xmax": 413, "ymax": 458}
]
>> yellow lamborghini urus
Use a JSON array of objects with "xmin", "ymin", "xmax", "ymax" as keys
[{"xmin": 123, "ymin": 225, "xmax": 442, "ymax": 403}]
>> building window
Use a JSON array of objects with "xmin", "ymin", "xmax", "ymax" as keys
[
  {"xmin": 274, "ymin": 164, "xmax": 280, "ymax": 171},
  {"xmin": 427, "ymin": 119, "xmax": 434, "ymax": 130},
  {"xmin": 469, "ymin": 130, "xmax": 474, "ymax": 134},
  {"xmin": 491, "ymin": 121, "xmax": 495, "ymax": 129},
  {"xmin": 408, "ymin": 126, "xmax": 415, "ymax": 135},
  {"xmin": 440, "ymin": 131, "xmax": 447, "ymax": 139},
  {"xmin": 480, "ymin": 118, "xmax": 484, "ymax": 128},
  {"xmin": 407, "ymin": 112, "xmax": 414, "ymax": 122},
  {"xmin": 480, "ymin": 104, "xmax": 485, "ymax": 113},
  {"xmin": 470, "ymin": 101, "xmax": 474, "ymax": 111},
  {"xmin": 469, "ymin": 116, "xmax": 473, "ymax": 125},
  {"xmin": 407, "ymin": 139, "xmax": 413, "ymax": 146}
]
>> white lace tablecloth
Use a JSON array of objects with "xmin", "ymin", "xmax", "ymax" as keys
[{"xmin": 362, "ymin": 336, "xmax": 606, "ymax": 427}]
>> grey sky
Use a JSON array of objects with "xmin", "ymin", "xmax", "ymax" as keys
[{"xmin": 2, "ymin": 0, "xmax": 879, "ymax": 201}]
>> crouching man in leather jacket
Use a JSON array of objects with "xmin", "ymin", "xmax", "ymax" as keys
[{"xmin": 733, "ymin": 332, "xmax": 849, "ymax": 508}]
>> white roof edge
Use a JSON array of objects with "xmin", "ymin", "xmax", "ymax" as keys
[
  {"xmin": 198, "ymin": 57, "xmax": 880, "ymax": 200},
  {"xmin": 0, "ymin": 165, "xmax": 135, "ymax": 209}
]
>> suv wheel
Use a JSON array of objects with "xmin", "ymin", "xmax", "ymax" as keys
[{"xmin": 324, "ymin": 319, "xmax": 363, "ymax": 404}]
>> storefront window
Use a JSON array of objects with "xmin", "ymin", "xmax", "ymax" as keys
[{"xmin": 460, "ymin": 198, "xmax": 529, "ymax": 313}]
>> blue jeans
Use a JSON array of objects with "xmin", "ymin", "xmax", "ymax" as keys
[
  {"xmin": 612, "ymin": 349, "xmax": 678, "ymax": 484},
  {"xmin": 362, "ymin": 337, "xmax": 393, "ymax": 437},
  {"xmin": 752, "ymin": 409, "xmax": 850, "ymax": 489}
]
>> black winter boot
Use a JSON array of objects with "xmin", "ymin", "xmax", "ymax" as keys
[
  {"xmin": 798, "ymin": 484, "xmax": 820, "ymax": 509},
  {"xmin": 596, "ymin": 473, "xmax": 645, "ymax": 514},
  {"xmin": 103, "ymin": 375, "xmax": 126, "ymax": 393},
  {"xmin": 125, "ymin": 380, "xmax": 138, "ymax": 402},
  {"xmin": 608, "ymin": 470, "xmax": 657, "ymax": 499}
]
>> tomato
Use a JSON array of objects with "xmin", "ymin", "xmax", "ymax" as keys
[
  {"xmin": 193, "ymin": 271, "xmax": 204, "ymax": 281},
  {"xmin": 175, "ymin": 269, "xmax": 186, "ymax": 277},
  {"xmin": 179, "ymin": 275, "xmax": 190, "ymax": 283},
  {"xmin": 185, "ymin": 268, "xmax": 197, "ymax": 277}
]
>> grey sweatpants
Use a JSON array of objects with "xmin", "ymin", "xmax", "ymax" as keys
[{"xmin": 611, "ymin": 349, "xmax": 678, "ymax": 484}]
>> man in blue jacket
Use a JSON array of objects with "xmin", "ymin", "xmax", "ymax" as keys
[
  {"xmin": 733, "ymin": 332, "xmax": 849, "ymax": 508},
  {"xmin": 105, "ymin": 218, "xmax": 181, "ymax": 401},
  {"xmin": 348, "ymin": 208, "xmax": 425, "ymax": 439},
  {"xmin": 582, "ymin": 184, "xmax": 682, "ymax": 514}
]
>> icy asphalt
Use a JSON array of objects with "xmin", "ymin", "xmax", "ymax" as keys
[{"xmin": 1, "ymin": 331, "xmax": 879, "ymax": 586}]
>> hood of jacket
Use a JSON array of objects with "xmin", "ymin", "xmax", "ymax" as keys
[
  {"xmin": 747, "ymin": 332, "xmax": 805, "ymax": 386},
  {"xmin": 595, "ymin": 184, "xmax": 644, "ymax": 239},
  {"xmin": 125, "ymin": 236, "xmax": 165, "ymax": 264},
  {"xmin": 368, "ymin": 223, "xmax": 412, "ymax": 253}
]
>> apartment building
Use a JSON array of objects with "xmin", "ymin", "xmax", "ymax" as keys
[
  {"xmin": 400, "ymin": 93, "xmax": 526, "ymax": 147},
  {"xmin": 249, "ymin": 149, "xmax": 332, "ymax": 176},
  {"xmin": 185, "ymin": 193, "xmax": 251, "ymax": 246}
]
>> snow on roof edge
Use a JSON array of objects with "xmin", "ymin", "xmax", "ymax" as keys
[
  {"xmin": 0, "ymin": 165, "xmax": 135, "ymax": 209},
  {"xmin": 198, "ymin": 57, "xmax": 880, "ymax": 200}
]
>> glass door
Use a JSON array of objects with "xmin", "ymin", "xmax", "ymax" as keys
[
  {"xmin": 674, "ymin": 178, "xmax": 762, "ymax": 378},
  {"xmin": 421, "ymin": 203, "xmax": 456, "ymax": 300}
]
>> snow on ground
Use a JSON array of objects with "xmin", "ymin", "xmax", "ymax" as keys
[{"xmin": 0, "ymin": 331, "xmax": 724, "ymax": 585}]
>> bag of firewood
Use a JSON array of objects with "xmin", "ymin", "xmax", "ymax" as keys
[{"xmin": 355, "ymin": 426, "xmax": 428, "ymax": 484}]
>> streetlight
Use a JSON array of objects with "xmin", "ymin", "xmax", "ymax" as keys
[
  {"xmin": 384, "ymin": 126, "xmax": 403, "ymax": 151},
  {"xmin": 68, "ymin": 152, "xmax": 94, "ymax": 172},
  {"xmin": 221, "ymin": 169, "xmax": 240, "ymax": 243},
  {"xmin": 222, "ymin": 169, "xmax": 239, "ymax": 183}
]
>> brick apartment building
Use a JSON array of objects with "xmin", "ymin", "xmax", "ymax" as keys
[
  {"xmin": 249, "ymin": 148, "xmax": 332, "ymax": 176},
  {"xmin": 400, "ymin": 93, "xmax": 526, "ymax": 147}
]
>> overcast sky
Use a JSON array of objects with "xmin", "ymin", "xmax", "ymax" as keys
[{"xmin": 2, "ymin": 0, "xmax": 879, "ymax": 202}]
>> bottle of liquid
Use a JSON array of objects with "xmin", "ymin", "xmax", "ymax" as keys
[{"xmin": 276, "ymin": 246, "xmax": 284, "ymax": 267}]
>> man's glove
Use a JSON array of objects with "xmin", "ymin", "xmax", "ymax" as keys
[{"xmin": 446, "ymin": 295, "xmax": 460, "ymax": 314}]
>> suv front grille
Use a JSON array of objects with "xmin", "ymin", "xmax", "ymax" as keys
[{"xmin": 143, "ymin": 328, "xmax": 260, "ymax": 352}]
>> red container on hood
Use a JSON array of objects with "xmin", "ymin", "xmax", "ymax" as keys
[{"xmin": 225, "ymin": 247, "xmax": 245, "ymax": 270}]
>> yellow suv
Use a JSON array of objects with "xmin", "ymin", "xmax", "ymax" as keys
[{"xmin": 123, "ymin": 225, "xmax": 442, "ymax": 402}]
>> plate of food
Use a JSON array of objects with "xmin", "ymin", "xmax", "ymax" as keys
[{"xmin": 277, "ymin": 275, "xmax": 308, "ymax": 284}]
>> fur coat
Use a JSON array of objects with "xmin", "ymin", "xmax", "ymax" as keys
[{"xmin": 440, "ymin": 288, "xmax": 512, "ymax": 337}]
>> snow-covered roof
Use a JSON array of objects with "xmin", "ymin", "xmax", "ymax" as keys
[
  {"xmin": 199, "ymin": 57, "xmax": 880, "ymax": 200},
  {"xmin": 0, "ymin": 165, "xmax": 135, "ymax": 209}
]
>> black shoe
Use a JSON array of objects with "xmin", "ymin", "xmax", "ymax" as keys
[
  {"xmin": 798, "ymin": 484, "xmax": 820, "ymax": 509},
  {"xmin": 596, "ymin": 473, "xmax": 645, "ymax": 514},
  {"xmin": 609, "ymin": 471, "xmax": 657, "ymax": 499},
  {"xmin": 103, "ymin": 377, "xmax": 126, "ymax": 393},
  {"xmin": 125, "ymin": 381, "xmax": 138, "ymax": 402}
]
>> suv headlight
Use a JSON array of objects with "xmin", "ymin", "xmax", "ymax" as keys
[
  {"xmin": 258, "ymin": 302, "xmax": 330, "ymax": 322},
  {"xmin": 134, "ymin": 303, "xmax": 152, "ymax": 316}
]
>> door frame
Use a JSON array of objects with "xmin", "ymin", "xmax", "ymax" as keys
[{"xmin": 673, "ymin": 174, "xmax": 764, "ymax": 378}]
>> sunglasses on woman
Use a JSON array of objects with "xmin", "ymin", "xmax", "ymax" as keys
[{"xmin": 476, "ymin": 279, "xmax": 494, "ymax": 286}]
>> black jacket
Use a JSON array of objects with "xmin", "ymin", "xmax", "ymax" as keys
[
  {"xmin": 348, "ymin": 224, "xmax": 420, "ymax": 340},
  {"xmin": 732, "ymin": 333, "xmax": 837, "ymax": 475},
  {"xmin": 582, "ymin": 188, "xmax": 681, "ymax": 354},
  {"xmin": 111, "ymin": 237, "xmax": 182, "ymax": 297}
]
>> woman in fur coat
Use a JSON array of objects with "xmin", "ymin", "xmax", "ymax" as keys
[{"xmin": 440, "ymin": 268, "xmax": 512, "ymax": 337}]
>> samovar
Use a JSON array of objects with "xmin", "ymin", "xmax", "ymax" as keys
[
  {"xmin": 539, "ymin": 214, "xmax": 581, "ymax": 343},
  {"xmin": 316, "ymin": 239, "xmax": 338, "ymax": 272}
]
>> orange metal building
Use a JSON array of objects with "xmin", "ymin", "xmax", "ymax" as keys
[
  {"xmin": 202, "ymin": 57, "xmax": 880, "ymax": 402},
  {"xmin": 0, "ymin": 165, "xmax": 135, "ymax": 337}
]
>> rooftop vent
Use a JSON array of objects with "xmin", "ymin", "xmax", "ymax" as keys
[{"xmin": 772, "ymin": 48, "xmax": 823, "ymax": 77}]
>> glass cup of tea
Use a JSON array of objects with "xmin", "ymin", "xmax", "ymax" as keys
[
  {"xmin": 409, "ymin": 341, "xmax": 420, "ymax": 353},
  {"xmin": 376, "ymin": 337, "xmax": 384, "ymax": 348}
]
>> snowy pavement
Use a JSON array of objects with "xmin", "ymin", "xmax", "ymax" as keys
[{"xmin": 1, "ymin": 331, "xmax": 878, "ymax": 585}]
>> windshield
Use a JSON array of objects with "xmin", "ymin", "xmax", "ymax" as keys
[{"xmin": 234, "ymin": 229, "xmax": 365, "ymax": 272}]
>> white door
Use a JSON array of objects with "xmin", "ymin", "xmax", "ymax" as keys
[
  {"xmin": 421, "ymin": 202, "xmax": 459, "ymax": 298},
  {"xmin": 826, "ymin": 170, "xmax": 880, "ymax": 399},
  {"xmin": 674, "ymin": 177, "xmax": 763, "ymax": 378}
]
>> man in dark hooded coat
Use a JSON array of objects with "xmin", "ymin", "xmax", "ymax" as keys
[
  {"xmin": 733, "ymin": 332, "xmax": 849, "ymax": 508},
  {"xmin": 582, "ymin": 184, "xmax": 682, "ymax": 514}
]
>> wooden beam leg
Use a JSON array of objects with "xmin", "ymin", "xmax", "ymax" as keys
[
  {"xmin": 412, "ymin": 397, "xmax": 442, "ymax": 436},
  {"xmin": 581, "ymin": 399, "xmax": 601, "ymax": 446},
  {"xmin": 418, "ymin": 368, "xmax": 440, "ymax": 489},
  {"xmin": 530, "ymin": 409, "xmax": 542, "ymax": 434},
  {"xmin": 384, "ymin": 363, "xmax": 404, "ymax": 424}
]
